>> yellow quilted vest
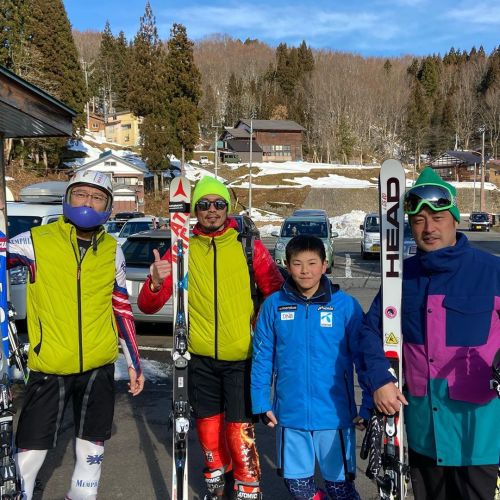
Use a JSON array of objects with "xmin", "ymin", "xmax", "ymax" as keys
[
  {"xmin": 188, "ymin": 228, "xmax": 254, "ymax": 361},
  {"xmin": 27, "ymin": 218, "xmax": 119, "ymax": 374}
]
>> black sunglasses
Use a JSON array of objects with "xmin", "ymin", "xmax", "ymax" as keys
[{"xmin": 196, "ymin": 199, "xmax": 228, "ymax": 211}]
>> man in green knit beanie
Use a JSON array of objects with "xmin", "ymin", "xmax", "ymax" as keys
[{"xmin": 360, "ymin": 165, "xmax": 499, "ymax": 500}]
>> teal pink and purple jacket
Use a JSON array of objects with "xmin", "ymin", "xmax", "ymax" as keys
[{"xmin": 361, "ymin": 233, "xmax": 499, "ymax": 466}]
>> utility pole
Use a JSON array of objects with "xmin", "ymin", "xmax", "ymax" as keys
[
  {"xmin": 473, "ymin": 163, "xmax": 477, "ymax": 212},
  {"xmin": 480, "ymin": 126, "xmax": 486, "ymax": 212},
  {"xmin": 211, "ymin": 119, "xmax": 221, "ymax": 180},
  {"xmin": 248, "ymin": 113, "xmax": 254, "ymax": 216}
]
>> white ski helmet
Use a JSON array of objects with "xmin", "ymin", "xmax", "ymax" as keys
[{"xmin": 63, "ymin": 170, "xmax": 113, "ymax": 229}]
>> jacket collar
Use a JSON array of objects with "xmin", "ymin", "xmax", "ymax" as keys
[
  {"xmin": 193, "ymin": 217, "xmax": 238, "ymax": 237},
  {"xmin": 417, "ymin": 231, "xmax": 469, "ymax": 274},
  {"xmin": 283, "ymin": 274, "xmax": 334, "ymax": 304}
]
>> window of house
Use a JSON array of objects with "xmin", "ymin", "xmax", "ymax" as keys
[
  {"xmin": 121, "ymin": 124, "xmax": 132, "ymax": 130},
  {"xmin": 270, "ymin": 145, "xmax": 292, "ymax": 156},
  {"xmin": 104, "ymin": 161, "xmax": 116, "ymax": 166}
]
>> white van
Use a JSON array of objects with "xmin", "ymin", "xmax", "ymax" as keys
[
  {"xmin": 359, "ymin": 213, "xmax": 380, "ymax": 259},
  {"xmin": 7, "ymin": 201, "xmax": 64, "ymax": 320}
]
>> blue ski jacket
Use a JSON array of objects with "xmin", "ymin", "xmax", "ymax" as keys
[
  {"xmin": 251, "ymin": 275, "xmax": 373, "ymax": 430},
  {"xmin": 360, "ymin": 233, "xmax": 500, "ymax": 466}
]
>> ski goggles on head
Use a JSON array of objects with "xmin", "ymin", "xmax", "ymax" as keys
[
  {"xmin": 195, "ymin": 199, "xmax": 228, "ymax": 211},
  {"xmin": 403, "ymin": 183, "xmax": 455, "ymax": 215}
]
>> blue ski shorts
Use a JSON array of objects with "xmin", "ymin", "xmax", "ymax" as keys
[{"xmin": 276, "ymin": 426, "xmax": 356, "ymax": 481}]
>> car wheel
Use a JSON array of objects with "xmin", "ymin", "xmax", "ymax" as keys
[{"xmin": 361, "ymin": 247, "xmax": 367, "ymax": 260}]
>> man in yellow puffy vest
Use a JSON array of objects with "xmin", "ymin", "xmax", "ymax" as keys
[
  {"xmin": 138, "ymin": 176, "xmax": 284, "ymax": 500},
  {"xmin": 8, "ymin": 170, "xmax": 145, "ymax": 500}
]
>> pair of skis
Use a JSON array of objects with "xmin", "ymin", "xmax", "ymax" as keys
[
  {"xmin": 361, "ymin": 159, "xmax": 409, "ymax": 500},
  {"xmin": 169, "ymin": 176, "xmax": 191, "ymax": 500}
]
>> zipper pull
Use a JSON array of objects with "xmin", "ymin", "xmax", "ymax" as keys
[{"xmin": 77, "ymin": 266, "xmax": 81, "ymax": 280}]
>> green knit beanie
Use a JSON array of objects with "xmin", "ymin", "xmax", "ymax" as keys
[
  {"xmin": 410, "ymin": 167, "xmax": 460, "ymax": 222},
  {"xmin": 192, "ymin": 176, "xmax": 231, "ymax": 214}
]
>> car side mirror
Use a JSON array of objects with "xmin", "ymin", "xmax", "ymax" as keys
[
  {"xmin": 359, "ymin": 225, "xmax": 363, "ymax": 230},
  {"xmin": 331, "ymin": 232, "xmax": 339, "ymax": 238},
  {"xmin": 271, "ymin": 231, "xmax": 279, "ymax": 237}
]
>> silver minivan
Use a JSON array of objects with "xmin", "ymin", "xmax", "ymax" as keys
[
  {"xmin": 272, "ymin": 214, "xmax": 338, "ymax": 272},
  {"xmin": 360, "ymin": 213, "xmax": 381, "ymax": 259},
  {"xmin": 8, "ymin": 201, "xmax": 64, "ymax": 320}
]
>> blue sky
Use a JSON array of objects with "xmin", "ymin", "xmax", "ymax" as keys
[{"xmin": 64, "ymin": 0, "xmax": 500, "ymax": 57}]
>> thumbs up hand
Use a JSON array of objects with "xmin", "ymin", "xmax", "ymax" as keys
[{"xmin": 149, "ymin": 248, "xmax": 171, "ymax": 292}]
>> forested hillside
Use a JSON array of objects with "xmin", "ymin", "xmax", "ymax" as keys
[{"xmin": 2, "ymin": 0, "xmax": 499, "ymax": 174}]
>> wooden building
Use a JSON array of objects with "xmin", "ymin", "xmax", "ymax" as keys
[
  {"xmin": 220, "ymin": 119, "xmax": 305, "ymax": 163},
  {"xmin": 430, "ymin": 150, "xmax": 487, "ymax": 181},
  {"xmin": 105, "ymin": 110, "xmax": 143, "ymax": 147}
]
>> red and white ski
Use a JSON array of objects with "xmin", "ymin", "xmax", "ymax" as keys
[
  {"xmin": 378, "ymin": 159, "xmax": 408, "ymax": 499},
  {"xmin": 169, "ymin": 176, "xmax": 191, "ymax": 500}
]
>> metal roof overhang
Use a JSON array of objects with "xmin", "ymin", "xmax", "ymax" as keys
[{"xmin": 0, "ymin": 65, "xmax": 76, "ymax": 138}]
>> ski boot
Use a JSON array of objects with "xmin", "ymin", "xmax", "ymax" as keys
[
  {"xmin": 203, "ymin": 467, "xmax": 226, "ymax": 499},
  {"xmin": 232, "ymin": 482, "xmax": 262, "ymax": 500}
]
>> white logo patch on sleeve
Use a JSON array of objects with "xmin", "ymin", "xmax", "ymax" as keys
[{"xmin": 320, "ymin": 311, "xmax": 333, "ymax": 327}]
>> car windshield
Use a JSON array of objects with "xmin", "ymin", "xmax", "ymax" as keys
[
  {"xmin": 121, "ymin": 237, "xmax": 171, "ymax": 267},
  {"xmin": 365, "ymin": 216, "xmax": 380, "ymax": 233},
  {"xmin": 470, "ymin": 213, "xmax": 489, "ymax": 222},
  {"xmin": 282, "ymin": 221, "xmax": 328, "ymax": 238},
  {"xmin": 8, "ymin": 215, "xmax": 43, "ymax": 237},
  {"xmin": 105, "ymin": 221, "xmax": 124, "ymax": 233},
  {"xmin": 119, "ymin": 221, "xmax": 153, "ymax": 238}
]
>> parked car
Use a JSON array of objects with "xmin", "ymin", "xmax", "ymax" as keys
[
  {"xmin": 114, "ymin": 211, "xmax": 145, "ymax": 221},
  {"xmin": 117, "ymin": 216, "xmax": 155, "ymax": 245},
  {"xmin": 199, "ymin": 155, "xmax": 210, "ymax": 165},
  {"xmin": 231, "ymin": 214, "xmax": 261, "ymax": 239},
  {"xmin": 271, "ymin": 215, "xmax": 338, "ymax": 271},
  {"xmin": 7, "ymin": 201, "xmax": 64, "ymax": 321},
  {"xmin": 468, "ymin": 212, "xmax": 490, "ymax": 232},
  {"xmin": 292, "ymin": 209, "xmax": 328, "ymax": 217},
  {"xmin": 104, "ymin": 220, "xmax": 126, "ymax": 238},
  {"xmin": 403, "ymin": 221, "xmax": 417, "ymax": 259},
  {"xmin": 121, "ymin": 230, "xmax": 173, "ymax": 323},
  {"xmin": 360, "ymin": 213, "xmax": 380, "ymax": 259}
]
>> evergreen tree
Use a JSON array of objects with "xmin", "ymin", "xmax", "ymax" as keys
[
  {"xmin": 404, "ymin": 82, "xmax": 430, "ymax": 166},
  {"xmin": 297, "ymin": 40, "xmax": 314, "ymax": 73},
  {"xmin": 127, "ymin": 1, "xmax": 166, "ymax": 117},
  {"xmin": 95, "ymin": 23, "xmax": 130, "ymax": 114},
  {"xmin": 113, "ymin": 31, "xmax": 130, "ymax": 110},
  {"xmin": 383, "ymin": 59, "xmax": 392, "ymax": 74},
  {"xmin": 337, "ymin": 114, "xmax": 355, "ymax": 163},
  {"xmin": 418, "ymin": 56, "xmax": 440, "ymax": 98},
  {"xmin": 24, "ymin": 0, "xmax": 87, "ymax": 131},
  {"xmin": 0, "ymin": 0, "xmax": 28, "ymax": 69},
  {"xmin": 165, "ymin": 23, "xmax": 202, "ymax": 159},
  {"xmin": 225, "ymin": 72, "xmax": 244, "ymax": 126}
]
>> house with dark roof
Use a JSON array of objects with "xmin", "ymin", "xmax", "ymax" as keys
[
  {"xmin": 220, "ymin": 119, "xmax": 305, "ymax": 163},
  {"xmin": 73, "ymin": 151, "xmax": 149, "ymax": 214},
  {"xmin": 430, "ymin": 150, "xmax": 487, "ymax": 181}
]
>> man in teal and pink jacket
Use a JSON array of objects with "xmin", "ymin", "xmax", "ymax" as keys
[{"xmin": 360, "ymin": 167, "xmax": 499, "ymax": 500}]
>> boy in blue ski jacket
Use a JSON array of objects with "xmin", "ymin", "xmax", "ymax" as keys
[{"xmin": 251, "ymin": 235, "xmax": 373, "ymax": 500}]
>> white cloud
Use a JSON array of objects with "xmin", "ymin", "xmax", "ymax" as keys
[{"xmin": 446, "ymin": 2, "xmax": 500, "ymax": 26}]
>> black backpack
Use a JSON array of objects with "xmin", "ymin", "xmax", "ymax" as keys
[{"xmin": 239, "ymin": 234, "xmax": 288, "ymax": 314}]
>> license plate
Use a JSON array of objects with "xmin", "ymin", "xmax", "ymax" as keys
[
  {"xmin": 475, "ymin": 225, "xmax": 481, "ymax": 230},
  {"xmin": 371, "ymin": 244, "xmax": 380, "ymax": 252}
]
